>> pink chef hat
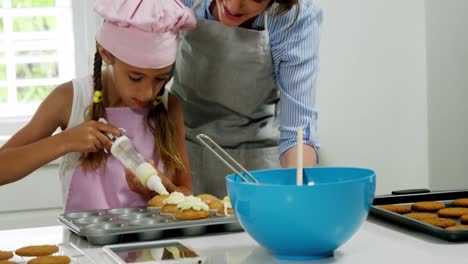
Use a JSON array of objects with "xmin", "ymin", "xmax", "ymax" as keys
[{"xmin": 94, "ymin": 0, "xmax": 196, "ymax": 69}]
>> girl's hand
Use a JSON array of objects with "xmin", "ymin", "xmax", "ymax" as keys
[
  {"xmin": 61, "ymin": 120, "xmax": 121, "ymax": 153},
  {"xmin": 125, "ymin": 160, "xmax": 172, "ymax": 199}
]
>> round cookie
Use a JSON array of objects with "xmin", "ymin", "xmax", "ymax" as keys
[
  {"xmin": 175, "ymin": 208, "xmax": 209, "ymax": 220},
  {"xmin": 217, "ymin": 207, "xmax": 234, "ymax": 216},
  {"xmin": 195, "ymin": 194, "xmax": 220, "ymax": 205},
  {"xmin": 411, "ymin": 201, "xmax": 445, "ymax": 212},
  {"xmin": 379, "ymin": 204, "xmax": 411, "ymax": 214},
  {"xmin": 461, "ymin": 214, "xmax": 468, "ymax": 224},
  {"xmin": 196, "ymin": 194, "xmax": 222, "ymax": 210},
  {"xmin": 147, "ymin": 194, "xmax": 169, "ymax": 208},
  {"xmin": 0, "ymin": 251, "xmax": 13, "ymax": 261},
  {"xmin": 175, "ymin": 195, "xmax": 210, "ymax": 220},
  {"xmin": 452, "ymin": 198, "xmax": 468, "ymax": 207},
  {"xmin": 217, "ymin": 196, "xmax": 234, "ymax": 216},
  {"xmin": 446, "ymin": 225, "xmax": 468, "ymax": 231},
  {"xmin": 27, "ymin": 256, "xmax": 71, "ymax": 264},
  {"xmin": 438, "ymin": 207, "xmax": 468, "ymax": 218},
  {"xmin": 159, "ymin": 192, "xmax": 185, "ymax": 215},
  {"xmin": 421, "ymin": 217, "xmax": 456, "ymax": 228},
  {"xmin": 0, "ymin": 261, "xmax": 17, "ymax": 264},
  {"xmin": 404, "ymin": 212, "xmax": 437, "ymax": 220},
  {"xmin": 160, "ymin": 204, "xmax": 180, "ymax": 215},
  {"xmin": 207, "ymin": 200, "xmax": 223, "ymax": 211},
  {"xmin": 15, "ymin": 245, "xmax": 58, "ymax": 257}
]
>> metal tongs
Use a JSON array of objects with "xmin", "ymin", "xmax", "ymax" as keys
[{"xmin": 196, "ymin": 134, "xmax": 260, "ymax": 184}]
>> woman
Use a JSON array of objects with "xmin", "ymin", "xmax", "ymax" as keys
[{"xmin": 172, "ymin": 0, "xmax": 322, "ymax": 197}]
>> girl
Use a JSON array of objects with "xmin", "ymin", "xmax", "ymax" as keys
[
  {"xmin": 172, "ymin": 0, "xmax": 322, "ymax": 198},
  {"xmin": 0, "ymin": 0, "xmax": 196, "ymax": 212}
]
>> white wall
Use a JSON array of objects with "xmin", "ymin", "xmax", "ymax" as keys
[
  {"xmin": 0, "ymin": 163, "xmax": 62, "ymax": 230},
  {"xmin": 71, "ymin": 0, "xmax": 101, "ymax": 77},
  {"xmin": 0, "ymin": 164, "xmax": 61, "ymax": 211},
  {"xmin": 425, "ymin": 0, "xmax": 468, "ymax": 190},
  {"xmin": 317, "ymin": 0, "xmax": 429, "ymax": 195}
]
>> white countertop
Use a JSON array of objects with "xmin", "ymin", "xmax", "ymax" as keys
[{"xmin": 0, "ymin": 216, "xmax": 466, "ymax": 264}]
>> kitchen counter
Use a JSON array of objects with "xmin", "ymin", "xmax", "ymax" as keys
[{"xmin": 0, "ymin": 215, "xmax": 466, "ymax": 263}]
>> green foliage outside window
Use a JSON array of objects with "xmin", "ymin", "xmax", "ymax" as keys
[
  {"xmin": 13, "ymin": 0, "xmax": 56, "ymax": 8},
  {"xmin": 13, "ymin": 16, "xmax": 56, "ymax": 32},
  {"xmin": 17, "ymin": 85, "xmax": 53, "ymax": 103},
  {"xmin": 15, "ymin": 50, "xmax": 56, "ymax": 56},
  {"xmin": 0, "ymin": 88, "xmax": 7, "ymax": 103},
  {"xmin": 0, "ymin": 64, "xmax": 5, "ymax": 80},
  {"xmin": 16, "ymin": 62, "xmax": 58, "ymax": 79},
  {"xmin": 1, "ymin": 0, "xmax": 61, "ymax": 104}
]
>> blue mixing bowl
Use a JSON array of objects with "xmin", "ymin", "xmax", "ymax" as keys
[{"xmin": 226, "ymin": 167, "xmax": 376, "ymax": 260}]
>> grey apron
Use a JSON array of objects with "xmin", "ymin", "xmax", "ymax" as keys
[{"xmin": 172, "ymin": 0, "xmax": 281, "ymax": 198}]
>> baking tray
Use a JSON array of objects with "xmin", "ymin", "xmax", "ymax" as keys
[
  {"xmin": 370, "ymin": 189, "xmax": 468, "ymax": 241},
  {"xmin": 58, "ymin": 207, "xmax": 242, "ymax": 245}
]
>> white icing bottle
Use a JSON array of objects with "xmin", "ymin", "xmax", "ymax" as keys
[{"xmin": 99, "ymin": 118, "xmax": 168, "ymax": 195}]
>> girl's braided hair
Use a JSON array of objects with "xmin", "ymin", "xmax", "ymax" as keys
[{"xmin": 80, "ymin": 48, "xmax": 185, "ymax": 177}]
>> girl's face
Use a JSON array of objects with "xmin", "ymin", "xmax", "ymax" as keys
[
  {"xmin": 107, "ymin": 58, "xmax": 172, "ymax": 109},
  {"xmin": 213, "ymin": 0, "xmax": 271, "ymax": 27}
]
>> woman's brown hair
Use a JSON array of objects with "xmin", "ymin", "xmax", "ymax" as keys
[
  {"xmin": 80, "ymin": 49, "xmax": 185, "ymax": 177},
  {"xmin": 271, "ymin": 0, "xmax": 300, "ymax": 26}
]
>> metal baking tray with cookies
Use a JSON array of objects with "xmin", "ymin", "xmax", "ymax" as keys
[
  {"xmin": 370, "ymin": 189, "xmax": 468, "ymax": 241},
  {"xmin": 58, "ymin": 207, "xmax": 242, "ymax": 246}
]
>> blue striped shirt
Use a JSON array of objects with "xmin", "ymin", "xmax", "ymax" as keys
[{"xmin": 180, "ymin": 0, "xmax": 323, "ymax": 156}]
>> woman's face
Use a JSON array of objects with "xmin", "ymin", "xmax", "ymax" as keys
[{"xmin": 213, "ymin": 0, "xmax": 271, "ymax": 27}]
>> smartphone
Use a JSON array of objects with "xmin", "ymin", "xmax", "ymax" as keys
[{"xmin": 103, "ymin": 240, "xmax": 207, "ymax": 264}]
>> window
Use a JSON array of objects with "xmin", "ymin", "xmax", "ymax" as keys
[{"xmin": 0, "ymin": 0, "xmax": 74, "ymax": 137}]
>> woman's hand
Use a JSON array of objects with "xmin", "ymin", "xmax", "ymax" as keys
[
  {"xmin": 125, "ymin": 160, "xmax": 173, "ymax": 199},
  {"xmin": 61, "ymin": 120, "xmax": 121, "ymax": 153}
]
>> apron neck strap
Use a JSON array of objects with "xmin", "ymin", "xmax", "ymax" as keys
[{"xmin": 263, "ymin": 11, "xmax": 268, "ymax": 31}]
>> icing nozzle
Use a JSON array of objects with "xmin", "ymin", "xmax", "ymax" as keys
[
  {"xmin": 135, "ymin": 162, "xmax": 168, "ymax": 195},
  {"xmin": 147, "ymin": 176, "xmax": 169, "ymax": 195}
]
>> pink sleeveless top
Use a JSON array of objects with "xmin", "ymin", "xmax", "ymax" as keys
[{"xmin": 62, "ymin": 76, "xmax": 164, "ymax": 212}]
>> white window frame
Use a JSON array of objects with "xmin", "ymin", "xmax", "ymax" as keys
[
  {"xmin": 71, "ymin": 0, "xmax": 101, "ymax": 78},
  {"xmin": 0, "ymin": 0, "xmax": 101, "ymax": 146}
]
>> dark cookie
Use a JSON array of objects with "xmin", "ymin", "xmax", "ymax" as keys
[
  {"xmin": 217, "ymin": 206, "xmax": 234, "ymax": 216},
  {"xmin": 0, "ymin": 251, "xmax": 13, "ymax": 261},
  {"xmin": 27, "ymin": 256, "xmax": 71, "ymax": 264},
  {"xmin": 196, "ymin": 194, "xmax": 222, "ymax": 210},
  {"xmin": 175, "ymin": 209, "xmax": 209, "ymax": 220},
  {"xmin": 411, "ymin": 201, "xmax": 446, "ymax": 212},
  {"xmin": 446, "ymin": 225, "xmax": 468, "ymax": 231},
  {"xmin": 160, "ymin": 204, "xmax": 179, "ymax": 215},
  {"xmin": 15, "ymin": 245, "xmax": 58, "ymax": 257},
  {"xmin": 195, "ymin": 194, "xmax": 220, "ymax": 204},
  {"xmin": 0, "ymin": 260, "xmax": 17, "ymax": 264},
  {"xmin": 147, "ymin": 194, "xmax": 169, "ymax": 208},
  {"xmin": 379, "ymin": 204, "xmax": 411, "ymax": 214},
  {"xmin": 461, "ymin": 214, "xmax": 468, "ymax": 224},
  {"xmin": 452, "ymin": 198, "xmax": 468, "ymax": 207},
  {"xmin": 404, "ymin": 212, "xmax": 437, "ymax": 220},
  {"xmin": 421, "ymin": 217, "xmax": 456, "ymax": 228},
  {"xmin": 438, "ymin": 207, "xmax": 468, "ymax": 218}
]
